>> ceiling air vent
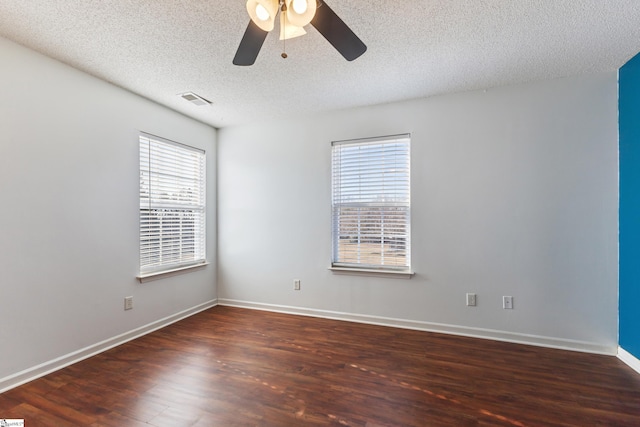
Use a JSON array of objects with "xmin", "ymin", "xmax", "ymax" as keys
[{"xmin": 179, "ymin": 92, "xmax": 212, "ymax": 106}]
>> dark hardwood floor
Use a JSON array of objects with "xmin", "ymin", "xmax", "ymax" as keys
[{"xmin": 1, "ymin": 306, "xmax": 640, "ymax": 426}]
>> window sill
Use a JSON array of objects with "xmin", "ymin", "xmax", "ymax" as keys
[
  {"xmin": 137, "ymin": 262, "xmax": 209, "ymax": 283},
  {"xmin": 328, "ymin": 266, "xmax": 414, "ymax": 279}
]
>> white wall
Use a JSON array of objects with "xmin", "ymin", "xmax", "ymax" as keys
[
  {"xmin": 0, "ymin": 37, "xmax": 217, "ymax": 388},
  {"xmin": 218, "ymin": 72, "xmax": 618, "ymax": 354}
]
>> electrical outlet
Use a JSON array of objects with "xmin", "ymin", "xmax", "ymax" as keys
[
  {"xmin": 466, "ymin": 293, "xmax": 477, "ymax": 306},
  {"xmin": 124, "ymin": 296, "xmax": 133, "ymax": 310},
  {"xmin": 503, "ymin": 296, "xmax": 513, "ymax": 309},
  {"xmin": 294, "ymin": 279, "xmax": 301, "ymax": 291}
]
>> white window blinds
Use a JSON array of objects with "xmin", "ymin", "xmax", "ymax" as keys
[
  {"xmin": 139, "ymin": 133, "xmax": 206, "ymax": 274},
  {"xmin": 331, "ymin": 134, "xmax": 411, "ymax": 271}
]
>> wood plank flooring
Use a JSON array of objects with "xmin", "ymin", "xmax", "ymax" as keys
[{"xmin": 1, "ymin": 305, "xmax": 640, "ymax": 426}]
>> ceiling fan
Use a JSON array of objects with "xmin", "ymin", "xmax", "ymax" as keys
[{"xmin": 233, "ymin": 0, "xmax": 367, "ymax": 66}]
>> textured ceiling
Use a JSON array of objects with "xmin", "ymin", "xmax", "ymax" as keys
[{"xmin": 1, "ymin": 1, "xmax": 640, "ymax": 128}]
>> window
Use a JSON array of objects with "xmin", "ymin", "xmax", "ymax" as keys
[
  {"xmin": 331, "ymin": 134, "xmax": 411, "ymax": 273},
  {"xmin": 139, "ymin": 133, "xmax": 206, "ymax": 276}
]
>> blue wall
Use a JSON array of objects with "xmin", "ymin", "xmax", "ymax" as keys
[{"xmin": 620, "ymin": 52, "xmax": 640, "ymax": 358}]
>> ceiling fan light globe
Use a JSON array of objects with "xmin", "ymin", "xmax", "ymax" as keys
[
  {"xmin": 292, "ymin": 0, "xmax": 308, "ymax": 14},
  {"xmin": 255, "ymin": 4, "xmax": 270, "ymax": 21},
  {"xmin": 285, "ymin": 0, "xmax": 316, "ymax": 27},
  {"xmin": 246, "ymin": 0, "xmax": 278, "ymax": 32}
]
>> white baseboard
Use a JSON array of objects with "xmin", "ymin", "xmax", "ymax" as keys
[
  {"xmin": 618, "ymin": 347, "xmax": 640, "ymax": 374},
  {"xmin": 0, "ymin": 299, "xmax": 218, "ymax": 393},
  {"xmin": 218, "ymin": 298, "xmax": 615, "ymax": 355}
]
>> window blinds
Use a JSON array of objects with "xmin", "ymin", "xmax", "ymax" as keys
[
  {"xmin": 331, "ymin": 134, "xmax": 411, "ymax": 271},
  {"xmin": 139, "ymin": 134, "xmax": 206, "ymax": 274}
]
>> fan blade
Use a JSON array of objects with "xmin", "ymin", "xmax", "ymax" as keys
[
  {"xmin": 311, "ymin": 1, "xmax": 366, "ymax": 61},
  {"xmin": 233, "ymin": 21, "xmax": 269, "ymax": 66}
]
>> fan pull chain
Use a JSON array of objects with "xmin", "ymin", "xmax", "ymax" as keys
[{"xmin": 281, "ymin": 1, "xmax": 288, "ymax": 58}]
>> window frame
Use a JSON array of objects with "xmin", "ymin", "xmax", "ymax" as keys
[
  {"xmin": 138, "ymin": 132, "xmax": 207, "ymax": 280},
  {"xmin": 330, "ymin": 134, "xmax": 412, "ymax": 277}
]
